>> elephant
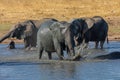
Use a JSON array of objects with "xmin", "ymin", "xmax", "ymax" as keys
[
  {"xmin": 37, "ymin": 20, "xmax": 75, "ymax": 60},
  {"xmin": 69, "ymin": 17, "xmax": 88, "ymax": 46},
  {"xmin": 82, "ymin": 16, "xmax": 109, "ymax": 49},
  {"xmin": 94, "ymin": 51, "xmax": 120, "ymax": 60},
  {"xmin": 71, "ymin": 16, "xmax": 109, "ymax": 49},
  {"xmin": 7, "ymin": 40, "xmax": 15, "ymax": 49},
  {"xmin": 0, "ymin": 18, "xmax": 57, "ymax": 50}
]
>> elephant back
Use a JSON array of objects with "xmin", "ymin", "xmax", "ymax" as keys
[{"xmin": 39, "ymin": 19, "xmax": 57, "ymax": 31}]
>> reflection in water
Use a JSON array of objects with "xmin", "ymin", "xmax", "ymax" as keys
[
  {"xmin": 38, "ymin": 63, "xmax": 77, "ymax": 80},
  {"xmin": 1, "ymin": 60, "xmax": 120, "ymax": 80},
  {"xmin": 0, "ymin": 67, "xmax": 14, "ymax": 78},
  {"xmin": 77, "ymin": 60, "xmax": 120, "ymax": 80},
  {"xmin": 0, "ymin": 64, "xmax": 41, "ymax": 80},
  {"xmin": 0, "ymin": 62, "xmax": 77, "ymax": 80}
]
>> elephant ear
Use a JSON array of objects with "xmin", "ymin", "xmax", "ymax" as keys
[
  {"xmin": 84, "ymin": 18, "xmax": 95, "ymax": 29},
  {"xmin": 49, "ymin": 22, "xmax": 61, "ymax": 31},
  {"xmin": 23, "ymin": 20, "xmax": 36, "ymax": 37},
  {"xmin": 50, "ymin": 22, "xmax": 69, "ymax": 34},
  {"xmin": 10, "ymin": 23, "xmax": 24, "ymax": 38},
  {"xmin": 60, "ymin": 22, "xmax": 71, "ymax": 34}
]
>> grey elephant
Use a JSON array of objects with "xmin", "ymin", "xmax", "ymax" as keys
[
  {"xmin": 71, "ymin": 16, "xmax": 109, "ymax": 49},
  {"xmin": 37, "ymin": 20, "xmax": 75, "ymax": 60},
  {"xmin": 0, "ymin": 18, "xmax": 57, "ymax": 50}
]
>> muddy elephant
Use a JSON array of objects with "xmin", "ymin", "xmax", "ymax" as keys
[
  {"xmin": 0, "ymin": 18, "xmax": 57, "ymax": 50},
  {"xmin": 71, "ymin": 16, "xmax": 109, "ymax": 49},
  {"xmin": 37, "ymin": 20, "xmax": 75, "ymax": 60}
]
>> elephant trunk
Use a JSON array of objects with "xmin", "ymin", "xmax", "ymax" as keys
[
  {"xmin": 65, "ymin": 30, "xmax": 75, "ymax": 56},
  {"xmin": 0, "ymin": 31, "xmax": 13, "ymax": 43}
]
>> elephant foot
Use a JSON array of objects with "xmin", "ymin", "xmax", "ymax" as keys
[
  {"xmin": 67, "ymin": 53, "xmax": 82, "ymax": 61},
  {"xmin": 72, "ymin": 55, "xmax": 82, "ymax": 61}
]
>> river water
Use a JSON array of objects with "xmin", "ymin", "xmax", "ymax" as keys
[{"xmin": 0, "ymin": 41, "xmax": 120, "ymax": 80}]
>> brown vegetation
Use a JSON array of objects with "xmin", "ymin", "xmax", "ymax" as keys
[{"xmin": 0, "ymin": 0, "xmax": 120, "ymax": 43}]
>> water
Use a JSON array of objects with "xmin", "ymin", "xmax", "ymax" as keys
[{"xmin": 0, "ymin": 41, "xmax": 120, "ymax": 80}]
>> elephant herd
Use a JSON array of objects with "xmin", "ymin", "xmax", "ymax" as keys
[{"xmin": 0, "ymin": 16, "xmax": 109, "ymax": 60}]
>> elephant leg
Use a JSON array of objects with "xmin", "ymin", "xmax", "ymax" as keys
[
  {"xmin": 28, "ymin": 37, "xmax": 36, "ymax": 50},
  {"xmin": 30, "ymin": 36, "xmax": 37, "ymax": 47},
  {"xmin": 39, "ymin": 49, "xmax": 43, "ymax": 59},
  {"xmin": 84, "ymin": 43, "xmax": 89, "ymax": 49},
  {"xmin": 53, "ymin": 38, "xmax": 64, "ymax": 60},
  {"xmin": 24, "ymin": 39, "xmax": 28, "ymax": 48},
  {"xmin": 25, "ymin": 37, "xmax": 36, "ymax": 50},
  {"xmin": 61, "ymin": 51, "xmax": 64, "ymax": 57},
  {"xmin": 24, "ymin": 38, "xmax": 30, "ymax": 49},
  {"xmin": 95, "ymin": 41, "xmax": 99, "ymax": 49},
  {"xmin": 66, "ymin": 46, "xmax": 75, "ymax": 56},
  {"xmin": 38, "ymin": 44, "xmax": 43, "ymax": 59},
  {"xmin": 66, "ymin": 47, "xmax": 70, "ymax": 56},
  {"xmin": 47, "ymin": 52, "xmax": 52, "ymax": 59},
  {"xmin": 82, "ymin": 39, "xmax": 89, "ymax": 49},
  {"xmin": 55, "ymin": 45, "xmax": 64, "ymax": 60},
  {"xmin": 57, "ymin": 48, "xmax": 64, "ymax": 60},
  {"xmin": 100, "ymin": 41, "xmax": 105, "ymax": 49},
  {"xmin": 61, "ymin": 44, "xmax": 65, "ymax": 57}
]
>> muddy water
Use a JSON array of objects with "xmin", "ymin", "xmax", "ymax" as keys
[{"xmin": 0, "ymin": 41, "xmax": 120, "ymax": 80}]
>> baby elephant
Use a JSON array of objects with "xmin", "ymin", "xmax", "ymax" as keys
[{"xmin": 8, "ymin": 40, "xmax": 15, "ymax": 49}]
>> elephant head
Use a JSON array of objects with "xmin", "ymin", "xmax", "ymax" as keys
[
  {"xmin": 12, "ymin": 20, "xmax": 37, "ymax": 39},
  {"xmin": 70, "ymin": 18, "xmax": 89, "ymax": 46},
  {"xmin": 50, "ymin": 21, "xmax": 75, "ymax": 56},
  {"xmin": 70, "ymin": 17, "xmax": 97, "ymax": 46},
  {"xmin": 0, "ymin": 20, "xmax": 36, "ymax": 43},
  {"xmin": 72, "ymin": 16, "xmax": 109, "ymax": 49}
]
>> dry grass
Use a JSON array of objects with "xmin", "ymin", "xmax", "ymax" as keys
[
  {"xmin": 0, "ymin": 0, "xmax": 120, "ymax": 23},
  {"xmin": 0, "ymin": 0, "xmax": 120, "ymax": 41}
]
